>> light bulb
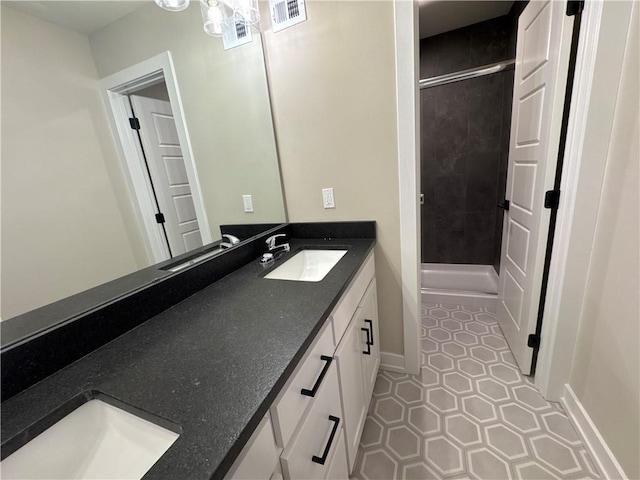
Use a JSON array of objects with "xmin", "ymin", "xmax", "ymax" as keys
[
  {"xmin": 207, "ymin": 4, "xmax": 224, "ymax": 35},
  {"xmin": 155, "ymin": 0, "xmax": 190, "ymax": 12},
  {"xmin": 201, "ymin": 0, "xmax": 229, "ymax": 37}
]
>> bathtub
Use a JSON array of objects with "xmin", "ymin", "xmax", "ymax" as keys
[{"xmin": 421, "ymin": 263, "xmax": 498, "ymax": 310}]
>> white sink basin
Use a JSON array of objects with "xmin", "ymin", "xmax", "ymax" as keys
[
  {"xmin": 265, "ymin": 249, "xmax": 348, "ymax": 282},
  {"xmin": 1, "ymin": 399, "xmax": 179, "ymax": 479}
]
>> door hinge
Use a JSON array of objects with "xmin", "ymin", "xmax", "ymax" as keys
[
  {"xmin": 497, "ymin": 200, "xmax": 510, "ymax": 211},
  {"xmin": 527, "ymin": 334, "xmax": 540, "ymax": 349},
  {"xmin": 544, "ymin": 190, "xmax": 561, "ymax": 209},
  {"xmin": 155, "ymin": 213, "xmax": 165, "ymax": 224},
  {"xmin": 129, "ymin": 117, "xmax": 140, "ymax": 130},
  {"xmin": 566, "ymin": 0, "xmax": 584, "ymax": 16}
]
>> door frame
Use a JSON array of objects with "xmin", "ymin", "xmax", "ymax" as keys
[
  {"xmin": 393, "ymin": 0, "xmax": 421, "ymax": 376},
  {"xmin": 100, "ymin": 51, "xmax": 212, "ymax": 264},
  {"xmin": 535, "ymin": 0, "xmax": 635, "ymax": 401},
  {"xmin": 395, "ymin": 0, "xmax": 619, "ymax": 398}
]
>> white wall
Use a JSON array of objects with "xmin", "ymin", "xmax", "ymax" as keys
[
  {"xmin": 569, "ymin": 2, "xmax": 639, "ymax": 477},
  {"xmin": 262, "ymin": 1, "xmax": 404, "ymax": 354},
  {"xmin": 1, "ymin": 6, "xmax": 144, "ymax": 319},
  {"xmin": 89, "ymin": 3, "xmax": 286, "ymax": 238}
]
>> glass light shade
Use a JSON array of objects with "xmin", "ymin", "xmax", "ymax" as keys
[
  {"xmin": 233, "ymin": 0, "xmax": 260, "ymax": 26},
  {"xmin": 200, "ymin": 0, "xmax": 232, "ymax": 37},
  {"xmin": 154, "ymin": 0, "xmax": 190, "ymax": 12}
]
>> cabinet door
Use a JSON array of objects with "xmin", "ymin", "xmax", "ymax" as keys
[
  {"xmin": 334, "ymin": 308, "xmax": 367, "ymax": 473},
  {"xmin": 360, "ymin": 279, "xmax": 380, "ymax": 401}
]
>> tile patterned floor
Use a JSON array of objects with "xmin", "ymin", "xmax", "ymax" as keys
[{"xmin": 351, "ymin": 303, "xmax": 601, "ymax": 480}]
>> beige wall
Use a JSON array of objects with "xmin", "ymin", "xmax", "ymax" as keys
[
  {"xmin": 1, "ymin": 6, "xmax": 144, "ymax": 319},
  {"xmin": 569, "ymin": 2, "xmax": 639, "ymax": 478},
  {"xmin": 135, "ymin": 82, "xmax": 171, "ymax": 102},
  {"xmin": 263, "ymin": 1, "xmax": 403, "ymax": 354},
  {"xmin": 90, "ymin": 3, "xmax": 286, "ymax": 238}
]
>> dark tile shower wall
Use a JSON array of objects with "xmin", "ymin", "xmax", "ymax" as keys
[{"xmin": 420, "ymin": 11, "xmax": 519, "ymax": 271}]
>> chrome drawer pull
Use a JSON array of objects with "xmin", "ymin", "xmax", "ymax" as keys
[
  {"xmin": 301, "ymin": 356, "xmax": 332, "ymax": 398},
  {"xmin": 311, "ymin": 415, "xmax": 340, "ymax": 465}
]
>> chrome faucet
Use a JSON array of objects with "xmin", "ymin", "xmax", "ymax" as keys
[
  {"xmin": 265, "ymin": 234, "xmax": 290, "ymax": 254},
  {"xmin": 220, "ymin": 234, "xmax": 240, "ymax": 249}
]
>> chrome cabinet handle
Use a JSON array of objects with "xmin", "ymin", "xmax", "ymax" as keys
[
  {"xmin": 301, "ymin": 356, "xmax": 332, "ymax": 397},
  {"xmin": 311, "ymin": 415, "xmax": 340, "ymax": 465}
]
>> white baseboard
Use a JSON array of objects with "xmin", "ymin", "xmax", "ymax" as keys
[
  {"xmin": 380, "ymin": 352, "xmax": 405, "ymax": 373},
  {"xmin": 561, "ymin": 384, "xmax": 628, "ymax": 480}
]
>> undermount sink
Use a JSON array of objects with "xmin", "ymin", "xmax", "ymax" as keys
[
  {"xmin": 1, "ymin": 399, "xmax": 179, "ymax": 479},
  {"xmin": 265, "ymin": 249, "xmax": 348, "ymax": 282}
]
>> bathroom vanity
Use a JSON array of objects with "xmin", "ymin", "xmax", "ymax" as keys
[{"xmin": 0, "ymin": 222, "xmax": 379, "ymax": 479}]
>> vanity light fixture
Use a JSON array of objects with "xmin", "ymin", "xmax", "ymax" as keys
[
  {"xmin": 232, "ymin": 0, "xmax": 260, "ymax": 26},
  {"xmin": 200, "ymin": 0, "xmax": 260, "ymax": 38},
  {"xmin": 157, "ymin": 0, "xmax": 260, "ymax": 39},
  {"xmin": 200, "ymin": 0, "xmax": 231, "ymax": 37},
  {"xmin": 154, "ymin": 0, "xmax": 190, "ymax": 12}
]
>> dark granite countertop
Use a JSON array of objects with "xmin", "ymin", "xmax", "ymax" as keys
[{"xmin": 0, "ymin": 237, "xmax": 375, "ymax": 479}]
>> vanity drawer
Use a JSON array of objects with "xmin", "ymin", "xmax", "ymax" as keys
[
  {"xmin": 325, "ymin": 427, "xmax": 349, "ymax": 480},
  {"xmin": 280, "ymin": 364, "xmax": 346, "ymax": 479},
  {"xmin": 331, "ymin": 252, "xmax": 375, "ymax": 345},
  {"xmin": 227, "ymin": 413, "xmax": 280, "ymax": 480},
  {"xmin": 270, "ymin": 322, "xmax": 335, "ymax": 447}
]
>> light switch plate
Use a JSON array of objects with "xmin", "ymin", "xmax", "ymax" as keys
[
  {"xmin": 243, "ymin": 195, "xmax": 254, "ymax": 213},
  {"xmin": 322, "ymin": 188, "xmax": 335, "ymax": 209}
]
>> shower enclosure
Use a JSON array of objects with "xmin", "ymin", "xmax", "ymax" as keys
[{"xmin": 420, "ymin": 7, "xmax": 523, "ymax": 308}]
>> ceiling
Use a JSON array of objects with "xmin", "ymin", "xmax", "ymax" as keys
[
  {"xmin": 5, "ymin": 0, "xmax": 515, "ymax": 43},
  {"xmin": 3, "ymin": 1, "xmax": 150, "ymax": 36},
  {"xmin": 419, "ymin": 0, "xmax": 515, "ymax": 39}
]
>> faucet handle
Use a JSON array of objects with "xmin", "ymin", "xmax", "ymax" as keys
[
  {"xmin": 266, "ymin": 233, "xmax": 286, "ymax": 249},
  {"xmin": 222, "ymin": 234, "xmax": 240, "ymax": 245}
]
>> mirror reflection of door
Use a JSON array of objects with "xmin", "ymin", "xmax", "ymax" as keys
[{"xmin": 127, "ymin": 89, "xmax": 203, "ymax": 258}]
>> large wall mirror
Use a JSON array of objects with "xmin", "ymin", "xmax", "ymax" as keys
[{"xmin": 1, "ymin": 1, "xmax": 286, "ymax": 320}]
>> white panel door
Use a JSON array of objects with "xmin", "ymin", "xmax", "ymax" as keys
[
  {"xmin": 498, "ymin": 0, "xmax": 573, "ymax": 374},
  {"xmin": 130, "ymin": 95, "xmax": 203, "ymax": 257}
]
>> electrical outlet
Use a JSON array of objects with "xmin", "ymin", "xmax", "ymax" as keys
[
  {"xmin": 322, "ymin": 188, "xmax": 335, "ymax": 209},
  {"xmin": 242, "ymin": 195, "xmax": 254, "ymax": 213}
]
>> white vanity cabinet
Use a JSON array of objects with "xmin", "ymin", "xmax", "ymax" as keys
[
  {"xmin": 230, "ymin": 251, "xmax": 378, "ymax": 479},
  {"xmin": 280, "ymin": 364, "xmax": 347, "ymax": 479},
  {"xmin": 227, "ymin": 414, "xmax": 281, "ymax": 480},
  {"xmin": 359, "ymin": 280, "xmax": 380, "ymax": 402},
  {"xmin": 333, "ymin": 276, "xmax": 379, "ymax": 471}
]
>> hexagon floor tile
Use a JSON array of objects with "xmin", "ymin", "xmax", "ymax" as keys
[{"xmin": 350, "ymin": 303, "xmax": 600, "ymax": 480}]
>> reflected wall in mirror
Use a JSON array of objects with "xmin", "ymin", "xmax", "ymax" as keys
[{"xmin": 1, "ymin": 1, "xmax": 286, "ymax": 320}]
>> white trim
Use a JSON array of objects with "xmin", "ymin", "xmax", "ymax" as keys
[
  {"xmin": 535, "ymin": 0, "xmax": 634, "ymax": 401},
  {"xmin": 535, "ymin": 0, "xmax": 603, "ymax": 400},
  {"xmin": 99, "ymin": 51, "xmax": 212, "ymax": 264},
  {"xmin": 380, "ymin": 352, "xmax": 405, "ymax": 374},
  {"xmin": 393, "ymin": 0, "xmax": 421, "ymax": 376},
  {"xmin": 561, "ymin": 385, "xmax": 628, "ymax": 480}
]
